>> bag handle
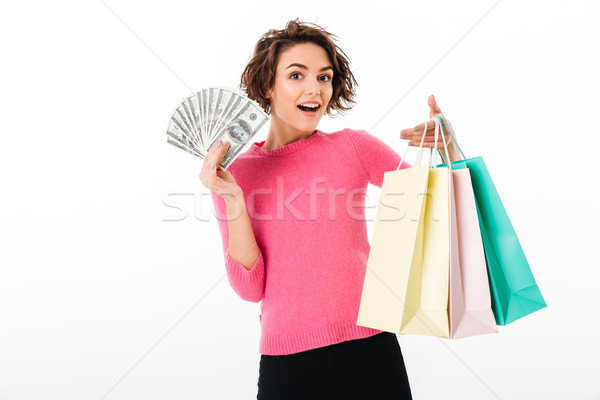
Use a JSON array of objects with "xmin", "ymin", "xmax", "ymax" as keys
[
  {"xmin": 429, "ymin": 117, "xmax": 440, "ymax": 168},
  {"xmin": 395, "ymin": 121, "xmax": 429, "ymax": 171},
  {"xmin": 396, "ymin": 116, "xmax": 454, "ymax": 171},
  {"xmin": 434, "ymin": 115, "xmax": 467, "ymax": 162},
  {"xmin": 432, "ymin": 116, "xmax": 453, "ymax": 169}
]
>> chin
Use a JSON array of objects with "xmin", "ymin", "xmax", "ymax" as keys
[
  {"xmin": 296, "ymin": 117, "xmax": 322, "ymax": 132},
  {"xmin": 275, "ymin": 107, "xmax": 324, "ymax": 133}
]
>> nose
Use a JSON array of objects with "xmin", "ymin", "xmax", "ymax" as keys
[{"xmin": 305, "ymin": 84, "xmax": 320, "ymax": 96}]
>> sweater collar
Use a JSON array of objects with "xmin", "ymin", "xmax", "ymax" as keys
[{"xmin": 249, "ymin": 129, "xmax": 322, "ymax": 157}]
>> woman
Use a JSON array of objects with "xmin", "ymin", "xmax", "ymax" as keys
[{"xmin": 199, "ymin": 19, "xmax": 461, "ymax": 399}]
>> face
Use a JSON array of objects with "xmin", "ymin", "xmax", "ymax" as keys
[
  {"xmin": 266, "ymin": 42, "xmax": 334, "ymax": 135},
  {"xmin": 227, "ymin": 120, "xmax": 251, "ymax": 144}
]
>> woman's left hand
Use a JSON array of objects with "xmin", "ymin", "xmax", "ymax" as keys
[{"xmin": 400, "ymin": 95, "xmax": 461, "ymax": 162}]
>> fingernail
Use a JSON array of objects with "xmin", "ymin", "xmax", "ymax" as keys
[
  {"xmin": 217, "ymin": 141, "xmax": 222, "ymax": 149},
  {"xmin": 221, "ymin": 139, "xmax": 229, "ymax": 147},
  {"xmin": 212, "ymin": 163, "xmax": 215, "ymax": 170}
]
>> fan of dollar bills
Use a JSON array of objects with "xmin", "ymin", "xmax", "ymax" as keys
[{"xmin": 166, "ymin": 87, "xmax": 269, "ymax": 169}]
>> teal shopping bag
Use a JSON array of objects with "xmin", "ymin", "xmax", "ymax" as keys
[{"xmin": 435, "ymin": 116, "xmax": 546, "ymax": 325}]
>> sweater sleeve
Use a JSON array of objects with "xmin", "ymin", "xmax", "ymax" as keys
[
  {"xmin": 210, "ymin": 189, "xmax": 266, "ymax": 303},
  {"xmin": 346, "ymin": 129, "xmax": 412, "ymax": 188}
]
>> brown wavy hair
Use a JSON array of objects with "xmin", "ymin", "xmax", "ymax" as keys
[{"xmin": 240, "ymin": 18, "xmax": 358, "ymax": 117}]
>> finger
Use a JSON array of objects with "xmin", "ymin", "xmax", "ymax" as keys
[
  {"xmin": 400, "ymin": 126, "xmax": 422, "ymax": 134},
  {"xmin": 409, "ymin": 139, "xmax": 450, "ymax": 149},
  {"xmin": 201, "ymin": 140, "xmax": 227, "ymax": 181},
  {"xmin": 217, "ymin": 141, "xmax": 231, "ymax": 169},
  {"xmin": 412, "ymin": 131, "xmax": 452, "ymax": 143},
  {"xmin": 414, "ymin": 131, "xmax": 452, "ymax": 141},
  {"xmin": 428, "ymin": 94, "xmax": 442, "ymax": 118},
  {"xmin": 407, "ymin": 141, "xmax": 442, "ymax": 149},
  {"xmin": 210, "ymin": 139, "xmax": 230, "ymax": 169},
  {"xmin": 401, "ymin": 128, "xmax": 437, "ymax": 144},
  {"xmin": 202, "ymin": 141, "xmax": 219, "ymax": 173},
  {"xmin": 413, "ymin": 118, "xmax": 443, "ymax": 133},
  {"xmin": 400, "ymin": 127, "xmax": 414, "ymax": 139},
  {"xmin": 407, "ymin": 141, "xmax": 441, "ymax": 149},
  {"xmin": 400, "ymin": 126, "xmax": 432, "ymax": 139}
]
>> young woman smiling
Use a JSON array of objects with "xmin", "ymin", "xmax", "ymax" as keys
[{"xmin": 199, "ymin": 18, "xmax": 462, "ymax": 400}]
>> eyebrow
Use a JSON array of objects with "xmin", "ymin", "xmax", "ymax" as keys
[{"xmin": 285, "ymin": 63, "xmax": 333, "ymax": 72}]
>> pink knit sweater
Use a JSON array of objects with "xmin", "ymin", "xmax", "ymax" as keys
[{"xmin": 211, "ymin": 128, "xmax": 411, "ymax": 355}]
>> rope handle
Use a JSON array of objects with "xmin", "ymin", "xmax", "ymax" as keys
[
  {"xmin": 434, "ymin": 114, "xmax": 467, "ymax": 163},
  {"xmin": 396, "ymin": 121, "xmax": 430, "ymax": 170},
  {"xmin": 433, "ymin": 116, "xmax": 453, "ymax": 169},
  {"xmin": 396, "ymin": 115, "xmax": 456, "ymax": 170}
]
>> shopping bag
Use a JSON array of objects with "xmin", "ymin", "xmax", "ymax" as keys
[
  {"xmin": 433, "ymin": 116, "xmax": 498, "ymax": 338},
  {"xmin": 357, "ymin": 122, "xmax": 450, "ymax": 338},
  {"xmin": 449, "ymin": 167, "xmax": 499, "ymax": 337},
  {"xmin": 401, "ymin": 155, "xmax": 451, "ymax": 337},
  {"xmin": 436, "ymin": 116, "xmax": 547, "ymax": 325}
]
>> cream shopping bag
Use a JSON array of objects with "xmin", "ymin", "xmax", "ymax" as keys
[{"xmin": 357, "ymin": 122, "xmax": 451, "ymax": 337}]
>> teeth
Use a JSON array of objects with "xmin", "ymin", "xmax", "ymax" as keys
[{"xmin": 299, "ymin": 103, "xmax": 319, "ymax": 108}]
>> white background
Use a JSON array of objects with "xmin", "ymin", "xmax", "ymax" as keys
[{"xmin": 1, "ymin": 1, "xmax": 599, "ymax": 399}]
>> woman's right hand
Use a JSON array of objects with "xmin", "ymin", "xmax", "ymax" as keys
[{"xmin": 199, "ymin": 139, "xmax": 242, "ymax": 204}]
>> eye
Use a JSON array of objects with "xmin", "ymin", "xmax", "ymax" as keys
[
  {"xmin": 290, "ymin": 72, "xmax": 302, "ymax": 80},
  {"xmin": 320, "ymin": 75, "xmax": 332, "ymax": 82}
]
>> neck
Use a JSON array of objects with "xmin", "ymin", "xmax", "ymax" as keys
[{"xmin": 262, "ymin": 115, "xmax": 316, "ymax": 150}]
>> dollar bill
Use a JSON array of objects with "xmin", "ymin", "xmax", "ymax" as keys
[
  {"xmin": 166, "ymin": 137, "xmax": 204, "ymax": 158},
  {"xmin": 215, "ymin": 99, "xmax": 269, "ymax": 169},
  {"xmin": 182, "ymin": 95, "xmax": 202, "ymax": 149},
  {"xmin": 166, "ymin": 119, "xmax": 198, "ymax": 151},
  {"xmin": 168, "ymin": 113, "xmax": 201, "ymax": 151},
  {"xmin": 205, "ymin": 87, "xmax": 222, "ymax": 140},
  {"xmin": 165, "ymin": 87, "xmax": 269, "ymax": 170},
  {"xmin": 213, "ymin": 88, "xmax": 237, "ymax": 141},
  {"xmin": 198, "ymin": 88, "xmax": 210, "ymax": 142}
]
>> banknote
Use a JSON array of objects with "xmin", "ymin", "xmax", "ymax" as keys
[
  {"xmin": 213, "ymin": 95, "xmax": 269, "ymax": 169},
  {"xmin": 165, "ymin": 87, "xmax": 269, "ymax": 169}
]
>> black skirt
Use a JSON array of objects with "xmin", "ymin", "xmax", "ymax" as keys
[{"xmin": 256, "ymin": 332, "xmax": 412, "ymax": 400}]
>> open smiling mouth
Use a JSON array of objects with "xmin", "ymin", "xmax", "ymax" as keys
[{"xmin": 297, "ymin": 104, "xmax": 320, "ymax": 113}]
